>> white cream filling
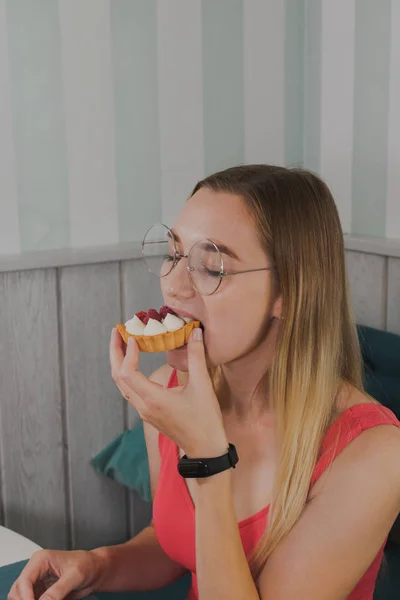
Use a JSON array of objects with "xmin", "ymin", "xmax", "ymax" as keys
[
  {"xmin": 125, "ymin": 315, "xmax": 146, "ymax": 335},
  {"xmin": 163, "ymin": 313, "xmax": 185, "ymax": 332},
  {"xmin": 143, "ymin": 318, "xmax": 168, "ymax": 336}
]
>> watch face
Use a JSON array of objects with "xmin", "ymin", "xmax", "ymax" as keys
[{"xmin": 178, "ymin": 459, "xmax": 210, "ymax": 478}]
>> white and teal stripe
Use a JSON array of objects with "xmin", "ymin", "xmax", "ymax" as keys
[
  {"xmin": 244, "ymin": 0, "xmax": 284, "ymax": 165},
  {"xmin": 352, "ymin": 0, "xmax": 392, "ymax": 238},
  {"xmin": 319, "ymin": 0, "xmax": 355, "ymax": 234},
  {"xmin": 386, "ymin": 0, "xmax": 400, "ymax": 239},
  {"xmin": 303, "ymin": 0, "xmax": 322, "ymax": 174},
  {"xmin": 0, "ymin": 0, "xmax": 399, "ymax": 256},
  {"xmin": 284, "ymin": 0, "xmax": 305, "ymax": 168},
  {"xmin": 5, "ymin": 0, "xmax": 70, "ymax": 253},
  {"xmin": 111, "ymin": 0, "xmax": 161, "ymax": 243},
  {"xmin": 0, "ymin": 0, "xmax": 20, "ymax": 255},
  {"xmin": 158, "ymin": 0, "xmax": 204, "ymax": 227},
  {"xmin": 59, "ymin": 0, "xmax": 119, "ymax": 248},
  {"xmin": 202, "ymin": 0, "xmax": 244, "ymax": 175}
]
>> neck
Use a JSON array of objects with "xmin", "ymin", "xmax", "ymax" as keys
[{"xmin": 217, "ymin": 318, "xmax": 279, "ymax": 419}]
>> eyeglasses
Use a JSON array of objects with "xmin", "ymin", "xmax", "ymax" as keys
[{"xmin": 142, "ymin": 224, "xmax": 276, "ymax": 296}]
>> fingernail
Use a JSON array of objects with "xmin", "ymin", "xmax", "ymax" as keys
[
  {"xmin": 128, "ymin": 337, "xmax": 134, "ymax": 346},
  {"xmin": 193, "ymin": 328, "xmax": 202, "ymax": 341}
]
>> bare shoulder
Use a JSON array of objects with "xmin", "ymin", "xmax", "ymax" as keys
[
  {"xmin": 311, "ymin": 422, "xmax": 400, "ymax": 502},
  {"xmin": 259, "ymin": 423, "xmax": 400, "ymax": 599},
  {"xmin": 350, "ymin": 422, "xmax": 400, "ymax": 470},
  {"xmin": 339, "ymin": 382, "xmax": 400, "ymax": 471},
  {"xmin": 149, "ymin": 363, "xmax": 174, "ymax": 385}
]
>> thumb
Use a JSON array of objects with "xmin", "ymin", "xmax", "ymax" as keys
[{"xmin": 187, "ymin": 328, "xmax": 210, "ymax": 386}]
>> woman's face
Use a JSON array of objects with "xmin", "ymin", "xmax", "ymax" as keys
[{"xmin": 161, "ymin": 188, "xmax": 280, "ymax": 372}]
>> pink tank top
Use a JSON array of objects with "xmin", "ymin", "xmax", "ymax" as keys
[{"xmin": 153, "ymin": 369, "xmax": 400, "ymax": 600}]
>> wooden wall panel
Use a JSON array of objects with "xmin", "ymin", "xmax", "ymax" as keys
[
  {"xmin": 121, "ymin": 259, "xmax": 164, "ymax": 535},
  {"xmin": 1, "ymin": 247, "xmax": 394, "ymax": 550},
  {"xmin": 121, "ymin": 259, "xmax": 165, "ymax": 426},
  {"xmin": 0, "ymin": 269, "xmax": 67, "ymax": 549},
  {"xmin": 387, "ymin": 258, "xmax": 400, "ymax": 335},
  {"xmin": 60, "ymin": 263, "xmax": 128, "ymax": 549},
  {"xmin": 346, "ymin": 251, "xmax": 387, "ymax": 329}
]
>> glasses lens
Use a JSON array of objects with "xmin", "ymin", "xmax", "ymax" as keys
[
  {"xmin": 142, "ymin": 224, "xmax": 175, "ymax": 277},
  {"xmin": 188, "ymin": 240, "xmax": 222, "ymax": 295}
]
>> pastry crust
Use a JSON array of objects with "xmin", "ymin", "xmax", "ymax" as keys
[{"xmin": 116, "ymin": 320, "xmax": 200, "ymax": 352}]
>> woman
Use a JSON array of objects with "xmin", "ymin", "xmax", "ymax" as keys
[{"xmin": 9, "ymin": 165, "xmax": 400, "ymax": 600}]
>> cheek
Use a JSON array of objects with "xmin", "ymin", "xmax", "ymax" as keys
[
  {"xmin": 160, "ymin": 279, "xmax": 167, "ymax": 301},
  {"xmin": 203, "ymin": 280, "xmax": 272, "ymax": 364}
]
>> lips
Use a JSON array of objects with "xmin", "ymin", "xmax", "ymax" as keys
[
  {"xmin": 168, "ymin": 306, "xmax": 199, "ymax": 322},
  {"xmin": 166, "ymin": 306, "xmax": 204, "ymax": 333}
]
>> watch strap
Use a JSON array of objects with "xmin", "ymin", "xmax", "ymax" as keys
[{"xmin": 178, "ymin": 443, "xmax": 239, "ymax": 478}]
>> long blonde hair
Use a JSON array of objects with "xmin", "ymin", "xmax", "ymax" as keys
[{"xmin": 191, "ymin": 165, "xmax": 365, "ymax": 580}]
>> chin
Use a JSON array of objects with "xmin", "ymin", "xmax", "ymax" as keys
[
  {"xmin": 166, "ymin": 347, "xmax": 189, "ymax": 372},
  {"xmin": 165, "ymin": 339, "xmax": 215, "ymax": 373}
]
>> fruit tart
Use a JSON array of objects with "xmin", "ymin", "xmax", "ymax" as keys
[{"xmin": 116, "ymin": 306, "xmax": 201, "ymax": 353}]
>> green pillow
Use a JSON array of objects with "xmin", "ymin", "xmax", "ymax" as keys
[
  {"xmin": 91, "ymin": 421, "xmax": 151, "ymax": 503},
  {"xmin": 357, "ymin": 325, "xmax": 400, "ymax": 419}
]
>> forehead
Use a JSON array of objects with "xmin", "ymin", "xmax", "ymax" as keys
[{"xmin": 173, "ymin": 188, "xmax": 263, "ymax": 261}]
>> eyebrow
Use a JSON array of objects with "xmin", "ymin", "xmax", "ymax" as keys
[{"xmin": 170, "ymin": 229, "xmax": 240, "ymax": 260}]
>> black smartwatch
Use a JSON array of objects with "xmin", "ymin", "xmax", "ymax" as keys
[{"xmin": 177, "ymin": 444, "xmax": 239, "ymax": 478}]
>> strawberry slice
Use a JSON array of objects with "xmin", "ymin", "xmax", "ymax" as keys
[
  {"xmin": 160, "ymin": 305, "xmax": 175, "ymax": 319},
  {"xmin": 135, "ymin": 311, "xmax": 148, "ymax": 324},
  {"xmin": 148, "ymin": 308, "xmax": 162, "ymax": 322}
]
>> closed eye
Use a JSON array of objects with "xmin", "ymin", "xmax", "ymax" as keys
[{"xmin": 203, "ymin": 266, "xmax": 221, "ymax": 278}]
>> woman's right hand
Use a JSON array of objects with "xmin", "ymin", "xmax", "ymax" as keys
[{"xmin": 7, "ymin": 548, "xmax": 108, "ymax": 600}]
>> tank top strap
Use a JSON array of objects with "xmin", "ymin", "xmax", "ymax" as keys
[
  {"xmin": 167, "ymin": 368, "xmax": 180, "ymax": 389},
  {"xmin": 311, "ymin": 403, "xmax": 400, "ymax": 487}
]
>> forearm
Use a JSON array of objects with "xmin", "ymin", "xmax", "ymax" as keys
[
  {"xmin": 92, "ymin": 524, "xmax": 187, "ymax": 592},
  {"xmin": 195, "ymin": 469, "xmax": 260, "ymax": 599}
]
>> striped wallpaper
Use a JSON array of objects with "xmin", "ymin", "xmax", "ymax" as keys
[{"xmin": 0, "ymin": 0, "xmax": 399, "ymax": 256}]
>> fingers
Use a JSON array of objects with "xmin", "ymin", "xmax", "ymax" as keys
[
  {"xmin": 187, "ymin": 328, "xmax": 211, "ymax": 388},
  {"xmin": 8, "ymin": 551, "xmax": 47, "ymax": 600},
  {"xmin": 109, "ymin": 328, "xmax": 126, "ymax": 379},
  {"xmin": 8, "ymin": 579, "xmax": 35, "ymax": 600},
  {"xmin": 110, "ymin": 331, "xmax": 162, "ymax": 417},
  {"xmin": 123, "ymin": 336, "xmax": 140, "ymax": 372},
  {"xmin": 120, "ymin": 338, "xmax": 161, "ymax": 400},
  {"xmin": 110, "ymin": 330, "xmax": 143, "ymax": 401},
  {"xmin": 37, "ymin": 569, "xmax": 84, "ymax": 600}
]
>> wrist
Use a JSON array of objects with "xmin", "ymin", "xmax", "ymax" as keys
[
  {"xmin": 90, "ymin": 545, "xmax": 117, "ymax": 590},
  {"xmin": 195, "ymin": 465, "xmax": 233, "ymax": 486},
  {"xmin": 184, "ymin": 439, "xmax": 229, "ymax": 459}
]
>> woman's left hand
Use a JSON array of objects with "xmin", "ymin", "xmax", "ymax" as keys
[{"xmin": 109, "ymin": 327, "xmax": 228, "ymax": 458}]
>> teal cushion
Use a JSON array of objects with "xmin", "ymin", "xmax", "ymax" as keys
[
  {"xmin": 374, "ymin": 542, "xmax": 400, "ymax": 600},
  {"xmin": 0, "ymin": 560, "xmax": 190, "ymax": 600},
  {"xmin": 0, "ymin": 561, "xmax": 27, "ymax": 600},
  {"xmin": 358, "ymin": 325, "xmax": 400, "ymax": 378},
  {"xmin": 358, "ymin": 325, "xmax": 400, "ymax": 419},
  {"xmin": 91, "ymin": 421, "xmax": 151, "ymax": 503}
]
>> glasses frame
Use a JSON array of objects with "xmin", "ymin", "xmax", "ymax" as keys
[{"xmin": 142, "ymin": 224, "xmax": 276, "ymax": 296}]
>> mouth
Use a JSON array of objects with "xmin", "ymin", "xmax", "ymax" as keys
[{"xmin": 168, "ymin": 306, "xmax": 201, "ymax": 323}]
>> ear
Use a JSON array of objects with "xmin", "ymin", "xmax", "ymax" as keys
[{"xmin": 271, "ymin": 294, "xmax": 283, "ymax": 320}]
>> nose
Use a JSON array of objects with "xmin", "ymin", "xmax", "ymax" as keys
[{"xmin": 162, "ymin": 257, "xmax": 196, "ymax": 300}]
